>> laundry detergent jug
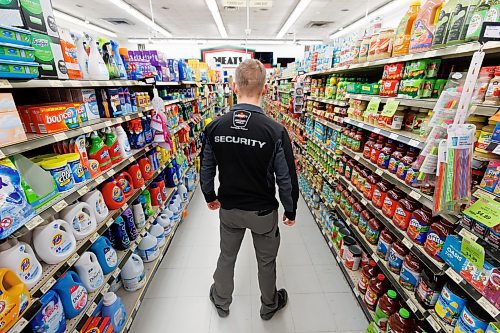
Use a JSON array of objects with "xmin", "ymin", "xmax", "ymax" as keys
[
  {"xmin": 110, "ymin": 216, "xmax": 131, "ymax": 250},
  {"xmin": 105, "ymin": 127, "xmax": 123, "ymax": 165},
  {"xmin": 137, "ymin": 232, "xmax": 159, "ymax": 263},
  {"xmin": 88, "ymin": 131, "xmax": 112, "ymax": 171},
  {"xmin": 149, "ymin": 222, "xmax": 166, "ymax": 248},
  {"xmin": 74, "ymin": 252, "xmax": 104, "ymax": 292},
  {"xmin": 0, "ymin": 239, "xmax": 42, "ymax": 289},
  {"xmin": 127, "ymin": 162, "xmax": 145, "ymax": 188},
  {"xmin": 149, "ymin": 183, "xmax": 163, "ymax": 207},
  {"xmin": 165, "ymin": 162, "xmax": 179, "ymax": 187},
  {"xmin": 52, "ymin": 271, "xmax": 88, "ymax": 319},
  {"xmin": 178, "ymin": 182, "xmax": 188, "ymax": 202},
  {"xmin": 121, "ymin": 254, "xmax": 145, "ymax": 292},
  {"xmin": 102, "ymin": 292, "xmax": 127, "ymax": 332},
  {"xmin": 139, "ymin": 157, "xmax": 154, "ymax": 180},
  {"xmin": 101, "ymin": 179, "xmax": 126, "ymax": 210},
  {"xmin": 0, "ymin": 268, "xmax": 31, "ymax": 331},
  {"xmin": 90, "ymin": 236, "xmax": 117, "ymax": 275},
  {"xmin": 60, "ymin": 202, "xmax": 97, "ymax": 240},
  {"xmin": 409, "ymin": 0, "xmax": 444, "ymax": 53},
  {"xmin": 142, "ymin": 190, "xmax": 154, "ymax": 217},
  {"xmin": 115, "ymin": 171, "xmax": 134, "ymax": 199},
  {"xmin": 115, "ymin": 125, "xmax": 133, "ymax": 158},
  {"xmin": 122, "ymin": 208, "xmax": 138, "ymax": 241},
  {"xmin": 30, "ymin": 290, "xmax": 66, "ymax": 333},
  {"xmin": 81, "ymin": 189, "xmax": 109, "ymax": 223},
  {"xmin": 33, "ymin": 220, "xmax": 77, "ymax": 264},
  {"xmin": 132, "ymin": 202, "xmax": 146, "ymax": 229}
]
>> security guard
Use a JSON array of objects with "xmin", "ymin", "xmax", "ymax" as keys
[{"xmin": 201, "ymin": 59, "xmax": 298, "ymax": 320}]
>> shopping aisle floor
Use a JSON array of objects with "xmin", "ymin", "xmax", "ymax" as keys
[{"xmin": 131, "ymin": 186, "xmax": 367, "ymax": 333}]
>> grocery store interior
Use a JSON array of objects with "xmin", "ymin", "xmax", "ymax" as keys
[{"xmin": 0, "ymin": 0, "xmax": 499, "ymax": 333}]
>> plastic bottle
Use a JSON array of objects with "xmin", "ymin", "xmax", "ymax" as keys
[
  {"xmin": 358, "ymin": 260, "xmax": 378, "ymax": 295},
  {"xmin": 132, "ymin": 201, "xmax": 146, "ymax": 229},
  {"xmin": 122, "ymin": 207, "xmax": 138, "ymax": 241},
  {"xmin": 30, "ymin": 290, "xmax": 66, "ymax": 333},
  {"xmin": 115, "ymin": 171, "xmax": 135, "ymax": 199},
  {"xmin": 101, "ymin": 179, "xmax": 126, "ymax": 210},
  {"xmin": 73, "ymin": 252, "xmax": 104, "ymax": 292},
  {"xmin": 87, "ymin": 34, "xmax": 109, "ymax": 80},
  {"xmin": 33, "ymin": 220, "xmax": 77, "ymax": 265},
  {"xmin": 88, "ymin": 131, "xmax": 112, "ymax": 171},
  {"xmin": 115, "ymin": 125, "xmax": 133, "ymax": 158},
  {"xmin": 143, "ymin": 189, "xmax": 154, "ymax": 216},
  {"xmin": 415, "ymin": 268, "xmax": 446, "ymax": 308},
  {"xmin": 432, "ymin": 0, "xmax": 459, "ymax": 47},
  {"xmin": 121, "ymin": 254, "xmax": 145, "ymax": 291},
  {"xmin": 110, "ymin": 40, "xmax": 127, "ymax": 80},
  {"xmin": 387, "ymin": 308, "xmax": 415, "ymax": 333},
  {"xmin": 52, "ymin": 271, "xmax": 88, "ymax": 319},
  {"xmin": 75, "ymin": 33, "xmax": 90, "ymax": 79},
  {"xmin": 137, "ymin": 232, "xmax": 159, "ymax": 262},
  {"xmin": 0, "ymin": 239, "xmax": 42, "ymax": 289},
  {"xmin": 110, "ymin": 216, "xmax": 131, "ymax": 250},
  {"xmin": 60, "ymin": 202, "xmax": 97, "ymax": 240},
  {"xmin": 178, "ymin": 182, "xmax": 188, "ymax": 202},
  {"xmin": 364, "ymin": 274, "xmax": 388, "ymax": 311},
  {"xmin": 102, "ymin": 292, "xmax": 127, "ymax": 332},
  {"xmin": 90, "ymin": 236, "xmax": 117, "ymax": 275},
  {"xmin": 105, "ymin": 127, "xmax": 123, "ymax": 165},
  {"xmin": 81, "ymin": 189, "xmax": 109, "ymax": 223},
  {"xmin": 409, "ymin": 0, "xmax": 445, "ymax": 53},
  {"xmin": 399, "ymin": 253, "xmax": 423, "ymax": 291},
  {"xmin": 374, "ymin": 290, "xmax": 399, "ymax": 332},
  {"xmin": 393, "ymin": 1, "xmax": 421, "ymax": 57},
  {"xmin": 0, "ymin": 269, "xmax": 31, "ymax": 331},
  {"xmin": 149, "ymin": 222, "xmax": 166, "ymax": 248}
]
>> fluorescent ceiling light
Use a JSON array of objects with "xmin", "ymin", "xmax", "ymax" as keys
[
  {"xmin": 106, "ymin": 0, "xmax": 171, "ymax": 37},
  {"xmin": 329, "ymin": 0, "xmax": 411, "ymax": 40},
  {"xmin": 276, "ymin": 0, "xmax": 312, "ymax": 39},
  {"xmin": 205, "ymin": 0, "xmax": 228, "ymax": 38},
  {"xmin": 54, "ymin": 10, "xmax": 117, "ymax": 37}
]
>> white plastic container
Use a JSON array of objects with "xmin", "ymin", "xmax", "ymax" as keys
[
  {"xmin": 74, "ymin": 252, "xmax": 104, "ymax": 292},
  {"xmin": 137, "ymin": 232, "xmax": 159, "ymax": 263},
  {"xmin": 0, "ymin": 239, "xmax": 42, "ymax": 288},
  {"xmin": 121, "ymin": 254, "xmax": 145, "ymax": 292},
  {"xmin": 115, "ymin": 125, "xmax": 133, "ymax": 158},
  {"xmin": 132, "ymin": 203, "xmax": 146, "ymax": 229},
  {"xmin": 75, "ymin": 33, "xmax": 90, "ymax": 79},
  {"xmin": 87, "ymin": 34, "xmax": 109, "ymax": 80},
  {"xmin": 60, "ymin": 202, "xmax": 97, "ymax": 240},
  {"xmin": 177, "ymin": 183, "xmax": 188, "ymax": 202},
  {"xmin": 33, "ymin": 220, "xmax": 77, "ymax": 264},
  {"xmin": 81, "ymin": 189, "xmax": 109, "ymax": 223},
  {"xmin": 149, "ymin": 222, "xmax": 166, "ymax": 248}
]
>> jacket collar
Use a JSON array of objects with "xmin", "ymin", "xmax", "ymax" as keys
[{"xmin": 232, "ymin": 103, "xmax": 264, "ymax": 114}]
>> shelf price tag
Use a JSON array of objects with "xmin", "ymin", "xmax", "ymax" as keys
[
  {"xmin": 82, "ymin": 126, "xmax": 93, "ymax": 134},
  {"xmin": 381, "ymin": 99, "xmax": 400, "ymax": 117},
  {"xmin": 86, "ymin": 302, "xmax": 98, "ymax": 316},
  {"xmin": 408, "ymin": 139, "xmax": 420, "ymax": 147},
  {"xmin": 409, "ymin": 191, "xmax": 422, "ymax": 201},
  {"xmin": 427, "ymin": 315, "xmax": 441, "ymax": 332},
  {"xmin": 53, "ymin": 200, "xmax": 68, "ymax": 212},
  {"xmin": 0, "ymin": 150, "xmax": 5, "ymax": 159},
  {"xmin": 26, "ymin": 215, "xmax": 44, "ymax": 230},
  {"xmin": 461, "ymin": 235, "xmax": 485, "ymax": 270},
  {"xmin": 375, "ymin": 169, "xmax": 383, "ymax": 176},
  {"xmin": 407, "ymin": 300, "xmax": 418, "ymax": 313},
  {"xmin": 53, "ymin": 132, "xmax": 68, "ymax": 141},
  {"xmin": 458, "ymin": 228, "xmax": 478, "ymax": 242},
  {"xmin": 0, "ymin": 79, "xmax": 12, "ymax": 88},
  {"xmin": 402, "ymin": 237, "xmax": 413, "ymax": 249},
  {"xmin": 67, "ymin": 253, "xmax": 80, "ymax": 266},
  {"xmin": 389, "ymin": 133, "xmax": 399, "ymax": 140},
  {"xmin": 9, "ymin": 317, "xmax": 28, "ymax": 333},
  {"xmin": 40, "ymin": 276, "xmax": 57, "ymax": 294},
  {"xmin": 446, "ymin": 267, "xmax": 464, "ymax": 284},
  {"xmin": 478, "ymin": 297, "xmax": 500, "ymax": 318},
  {"xmin": 463, "ymin": 196, "xmax": 500, "ymax": 228},
  {"xmin": 95, "ymin": 175, "xmax": 106, "ymax": 184},
  {"xmin": 373, "ymin": 128, "xmax": 381, "ymax": 134},
  {"xmin": 77, "ymin": 185, "xmax": 89, "ymax": 196},
  {"xmin": 90, "ymin": 233, "xmax": 100, "ymax": 243},
  {"xmin": 113, "ymin": 268, "xmax": 122, "ymax": 278}
]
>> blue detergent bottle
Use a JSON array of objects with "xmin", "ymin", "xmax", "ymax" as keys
[
  {"xmin": 52, "ymin": 271, "xmax": 88, "ymax": 319},
  {"xmin": 165, "ymin": 162, "xmax": 178, "ymax": 187},
  {"xmin": 102, "ymin": 292, "xmax": 127, "ymax": 332},
  {"xmin": 30, "ymin": 290, "xmax": 66, "ymax": 333},
  {"xmin": 90, "ymin": 236, "xmax": 118, "ymax": 275},
  {"xmin": 110, "ymin": 216, "xmax": 130, "ymax": 250},
  {"xmin": 122, "ymin": 207, "xmax": 138, "ymax": 241}
]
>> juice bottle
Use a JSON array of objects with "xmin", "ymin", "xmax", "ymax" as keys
[
  {"xmin": 432, "ymin": 0, "xmax": 460, "ymax": 48},
  {"xmin": 358, "ymin": 260, "xmax": 378, "ymax": 295},
  {"xmin": 393, "ymin": 1, "xmax": 421, "ymax": 57},
  {"xmin": 387, "ymin": 308, "xmax": 415, "ymax": 333},
  {"xmin": 371, "ymin": 135, "xmax": 386, "ymax": 164},
  {"xmin": 446, "ymin": 0, "xmax": 481, "ymax": 45},
  {"xmin": 374, "ymin": 290, "xmax": 399, "ymax": 332},
  {"xmin": 365, "ymin": 274, "xmax": 388, "ymax": 311},
  {"xmin": 363, "ymin": 133, "xmax": 378, "ymax": 159},
  {"xmin": 409, "ymin": 0, "xmax": 445, "ymax": 53}
]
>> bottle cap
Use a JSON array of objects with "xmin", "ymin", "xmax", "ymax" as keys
[
  {"xmin": 103, "ymin": 292, "xmax": 117, "ymax": 306},
  {"xmin": 399, "ymin": 308, "xmax": 410, "ymax": 319},
  {"xmin": 377, "ymin": 274, "xmax": 385, "ymax": 280},
  {"xmin": 387, "ymin": 290, "xmax": 397, "ymax": 299}
]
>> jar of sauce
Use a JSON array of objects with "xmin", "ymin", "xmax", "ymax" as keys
[
  {"xmin": 334, "ymin": 184, "xmax": 344, "ymax": 204},
  {"xmin": 388, "ymin": 143, "xmax": 407, "ymax": 174},
  {"xmin": 347, "ymin": 126, "xmax": 357, "ymax": 149},
  {"xmin": 393, "ymin": 197, "xmax": 421, "ymax": 231},
  {"xmin": 365, "ymin": 273, "xmax": 388, "ymax": 311},
  {"xmin": 370, "ymin": 135, "xmax": 386, "ymax": 164},
  {"xmin": 423, "ymin": 218, "xmax": 456, "ymax": 261},
  {"xmin": 399, "ymin": 253, "xmax": 423, "ymax": 291},
  {"xmin": 366, "ymin": 217, "xmax": 383, "ymax": 245},
  {"xmin": 407, "ymin": 206, "xmax": 434, "ymax": 245},
  {"xmin": 341, "ymin": 125, "xmax": 351, "ymax": 147},
  {"xmin": 382, "ymin": 188, "xmax": 405, "ymax": 218},
  {"xmin": 345, "ymin": 196, "xmax": 356, "ymax": 217},
  {"xmin": 358, "ymin": 260, "xmax": 378, "ymax": 295},
  {"xmin": 388, "ymin": 241, "xmax": 408, "ymax": 274},
  {"xmin": 357, "ymin": 168, "xmax": 371, "ymax": 193},
  {"xmin": 372, "ymin": 180, "xmax": 393, "ymax": 209},
  {"xmin": 345, "ymin": 158, "xmax": 355, "ymax": 180},
  {"xmin": 396, "ymin": 147, "xmax": 418, "ymax": 180},
  {"xmin": 351, "ymin": 129, "xmax": 364, "ymax": 152},
  {"xmin": 340, "ymin": 189, "xmax": 350, "ymax": 211},
  {"xmin": 376, "ymin": 228, "xmax": 395, "ymax": 260},
  {"xmin": 374, "ymin": 289, "xmax": 399, "ymax": 332},
  {"xmin": 351, "ymin": 202, "xmax": 363, "ymax": 225},
  {"xmin": 377, "ymin": 139, "xmax": 396, "ymax": 169},
  {"xmin": 415, "ymin": 268, "xmax": 446, "ymax": 308},
  {"xmin": 364, "ymin": 174, "xmax": 381, "ymax": 200},
  {"xmin": 359, "ymin": 210, "xmax": 372, "ymax": 234},
  {"xmin": 363, "ymin": 133, "xmax": 377, "ymax": 159}
]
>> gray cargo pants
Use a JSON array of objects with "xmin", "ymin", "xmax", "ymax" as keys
[{"xmin": 210, "ymin": 208, "xmax": 280, "ymax": 316}]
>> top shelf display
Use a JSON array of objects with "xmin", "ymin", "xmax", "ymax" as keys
[{"xmin": 0, "ymin": 79, "xmax": 211, "ymax": 89}]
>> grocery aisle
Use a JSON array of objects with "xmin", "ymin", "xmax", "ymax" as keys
[{"xmin": 131, "ymin": 186, "xmax": 367, "ymax": 333}]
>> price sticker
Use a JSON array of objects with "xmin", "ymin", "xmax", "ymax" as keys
[
  {"xmin": 407, "ymin": 300, "xmax": 418, "ymax": 313},
  {"xmin": 427, "ymin": 315, "xmax": 441, "ymax": 332},
  {"xmin": 125, "ymin": 115, "xmax": 131, "ymax": 121},
  {"xmin": 40, "ymin": 276, "xmax": 57, "ymax": 294},
  {"xmin": 461, "ymin": 235, "xmax": 485, "ymax": 270},
  {"xmin": 26, "ymin": 215, "xmax": 44, "ymax": 230},
  {"xmin": 86, "ymin": 302, "xmax": 98, "ymax": 316},
  {"xmin": 105, "ymin": 120, "xmax": 112, "ymax": 127},
  {"xmin": 135, "ymin": 299, "xmax": 142, "ymax": 312},
  {"xmin": 113, "ymin": 268, "xmax": 122, "ymax": 278},
  {"xmin": 446, "ymin": 267, "xmax": 464, "ymax": 284},
  {"xmin": 122, "ymin": 203, "xmax": 129, "ymax": 211},
  {"xmin": 372, "ymin": 254, "xmax": 380, "ymax": 262},
  {"xmin": 128, "ymin": 156, "xmax": 135, "ymax": 163},
  {"xmin": 102, "ymin": 283, "xmax": 110, "ymax": 294},
  {"xmin": 354, "ymin": 155, "xmax": 360, "ymax": 161},
  {"xmin": 409, "ymin": 191, "xmax": 422, "ymax": 201},
  {"xmin": 463, "ymin": 196, "xmax": 500, "ymax": 228},
  {"xmin": 373, "ymin": 128, "xmax": 381, "ymax": 134},
  {"xmin": 141, "ymin": 185, "xmax": 146, "ymax": 191},
  {"xmin": 353, "ymin": 288, "xmax": 360, "ymax": 297},
  {"xmin": 90, "ymin": 81, "xmax": 100, "ymax": 86},
  {"xmin": 358, "ymin": 123, "xmax": 365, "ymax": 129},
  {"xmin": 408, "ymin": 139, "xmax": 420, "ymax": 147},
  {"xmin": 322, "ymin": 229, "xmax": 326, "ymax": 235},
  {"xmin": 348, "ymin": 186, "xmax": 353, "ymax": 192},
  {"xmin": 106, "ymin": 218, "xmax": 114, "ymax": 227},
  {"xmin": 68, "ymin": 253, "xmax": 80, "ymax": 266},
  {"xmin": 107, "ymin": 170, "xmax": 115, "ymax": 178},
  {"xmin": 389, "ymin": 133, "xmax": 399, "ymax": 140},
  {"xmin": 131, "ymin": 243, "xmax": 138, "ymax": 252},
  {"xmin": 0, "ymin": 79, "xmax": 12, "ymax": 88},
  {"xmin": 53, "ymin": 132, "xmax": 68, "ymax": 141},
  {"xmin": 53, "ymin": 200, "xmax": 68, "ymax": 212},
  {"xmin": 90, "ymin": 233, "xmax": 100, "ymax": 243},
  {"xmin": 458, "ymin": 228, "xmax": 478, "ymax": 242},
  {"xmin": 402, "ymin": 237, "xmax": 413, "ymax": 249},
  {"xmin": 77, "ymin": 185, "xmax": 89, "ymax": 196},
  {"xmin": 49, "ymin": 80, "xmax": 64, "ymax": 88},
  {"xmin": 329, "ymin": 241, "xmax": 333, "ymax": 248},
  {"xmin": 9, "ymin": 317, "xmax": 28, "ymax": 333},
  {"xmin": 361, "ymin": 199, "xmax": 368, "ymax": 206},
  {"xmin": 95, "ymin": 175, "xmax": 106, "ymax": 184},
  {"xmin": 478, "ymin": 297, "xmax": 500, "ymax": 318},
  {"xmin": 82, "ymin": 126, "xmax": 93, "ymax": 134}
]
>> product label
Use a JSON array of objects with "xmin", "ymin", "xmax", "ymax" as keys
[
  {"xmin": 410, "ymin": 20, "xmax": 434, "ymax": 49},
  {"xmin": 351, "ymin": 210, "xmax": 361, "ymax": 225},
  {"xmin": 382, "ymin": 197, "xmax": 397, "ymax": 217},
  {"xmin": 433, "ymin": 10, "xmax": 451, "ymax": 45},
  {"xmin": 399, "ymin": 264, "xmax": 421, "ymax": 291},
  {"xmin": 435, "ymin": 285, "xmax": 466, "ymax": 325},
  {"xmin": 51, "ymin": 233, "xmax": 73, "ymax": 255},
  {"xmin": 416, "ymin": 279, "xmax": 440, "ymax": 307},
  {"xmin": 424, "ymin": 231, "xmax": 445, "ymax": 258},
  {"xmin": 377, "ymin": 152, "xmax": 391, "ymax": 169},
  {"xmin": 365, "ymin": 224, "xmax": 381, "ymax": 245},
  {"xmin": 393, "ymin": 207, "xmax": 411, "ymax": 229},
  {"xmin": 72, "ymin": 212, "xmax": 93, "ymax": 233},
  {"xmin": 112, "ymin": 185, "xmax": 124, "ymax": 203},
  {"xmin": 374, "ymin": 305, "xmax": 390, "ymax": 332},
  {"xmin": 87, "ymin": 266, "xmax": 103, "ymax": 289},
  {"xmin": 104, "ymin": 248, "xmax": 118, "ymax": 268},
  {"xmin": 376, "ymin": 238, "xmax": 392, "ymax": 260},
  {"xmin": 358, "ymin": 274, "xmax": 370, "ymax": 294},
  {"xmin": 407, "ymin": 218, "xmax": 430, "ymax": 244},
  {"xmin": 466, "ymin": 10, "xmax": 488, "ymax": 39},
  {"xmin": 455, "ymin": 305, "xmax": 489, "ymax": 333},
  {"xmin": 96, "ymin": 197, "xmax": 106, "ymax": 216},
  {"xmin": 364, "ymin": 286, "xmax": 379, "ymax": 308},
  {"xmin": 388, "ymin": 157, "xmax": 400, "ymax": 173},
  {"xmin": 388, "ymin": 249, "xmax": 404, "ymax": 273},
  {"xmin": 123, "ymin": 271, "xmax": 145, "ymax": 291},
  {"xmin": 69, "ymin": 285, "xmax": 88, "ymax": 310},
  {"xmin": 396, "ymin": 161, "xmax": 410, "ymax": 179},
  {"xmin": 358, "ymin": 216, "xmax": 369, "ymax": 234},
  {"xmin": 18, "ymin": 255, "xmax": 40, "ymax": 284}
]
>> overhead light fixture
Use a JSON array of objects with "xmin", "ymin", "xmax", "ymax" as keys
[
  {"xmin": 276, "ymin": 0, "xmax": 312, "ymax": 39},
  {"xmin": 106, "ymin": 0, "xmax": 172, "ymax": 37},
  {"xmin": 205, "ymin": 0, "xmax": 228, "ymax": 38},
  {"xmin": 53, "ymin": 10, "xmax": 117, "ymax": 37},
  {"xmin": 329, "ymin": 0, "xmax": 410, "ymax": 40}
]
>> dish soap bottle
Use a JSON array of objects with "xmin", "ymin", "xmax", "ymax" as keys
[{"xmin": 102, "ymin": 292, "xmax": 127, "ymax": 332}]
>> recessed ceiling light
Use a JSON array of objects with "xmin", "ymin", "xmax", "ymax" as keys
[
  {"xmin": 161, "ymin": 6, "xmax": 169, "ymax": 10},
  {"xmin": 76, "ymin": 4, "xmax": 83, "ymax": 8},
  {"xmin": 260, "ymin": 8, "xmax": 268, "ymax": 11},
  {"xmin": 341, "ymin": 8, "xmax": 349, "ymax": 11}
]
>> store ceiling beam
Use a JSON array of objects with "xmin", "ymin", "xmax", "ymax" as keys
[
  {"xmin": 276, "ymin": 0, "xmax": 312, "ymax": 39},
  {"xmin": 205, "ymin": 0, "xmax": 228, "ymax": 38}
]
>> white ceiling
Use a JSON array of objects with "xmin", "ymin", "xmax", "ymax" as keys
[{"xmin": 52, "ymin": 0, "xmax": 391, "ymax": 40}]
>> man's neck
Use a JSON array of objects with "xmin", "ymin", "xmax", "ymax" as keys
[{"xmin": 236, "ymin": 96, "xmax": 262, "ymax": 107}]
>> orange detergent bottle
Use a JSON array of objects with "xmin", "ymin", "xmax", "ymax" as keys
[
  {"xmin": 393, "ymin": 1, "xmax": 421, "ymax": 57},
  {"xmin": 409, "ymin": 0, "xmax": 444, "ymax": 53},
  {"xmin": 0, "ymin": 269, "xmax": 31, "ymax": 332}
]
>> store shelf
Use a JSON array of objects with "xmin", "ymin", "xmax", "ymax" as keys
[
  {"xmin": 120, "ymin": 186, "xmax": 198, "ymax": 333},
  {"xmin": 305, "ymin": 133, "xmax": 337, "ymax": 160},
  {"xmin": 306, "ymin": 41, "xmax": 500, "ymax": 77},
  {"xmin": 0, "ymin": 79, "xmax": 151, "ymax": 90},
  {"xmin": 346, "ymin": 94, "xmax": 499, "ymax": 117},
  {"xmin": 0, "ymin": 106, "xmax": 153, "ymax": 158},
  {"xmin": 181, "ymin": 80, "xmax": 197, "ymax": 85},
  {"xmin": 302, "ymin": 153, "xmax": 336, "ymax": 189},
  {"xmin": 163, "ymin": 97, "xmax": 197, "ymax": 106},
  {"xmin": 308, "ymin": 96, "xmax": 349, "ymax": 107},
  {"xmin": 306, "ymin": 114, "xmax": 343, "ymax": 132}
]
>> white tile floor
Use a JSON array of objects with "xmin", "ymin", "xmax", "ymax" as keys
[{"xmin": 131, "ymin": 187, "xmax": 368, "ymax": 333}]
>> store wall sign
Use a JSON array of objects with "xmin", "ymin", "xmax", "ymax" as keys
[{"xmin": 201, "ymin": 47, "xmax": 255, "ymax": 68}]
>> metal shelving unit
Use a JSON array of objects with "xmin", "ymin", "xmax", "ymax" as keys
[{"xmin": 307, "ymin": 96, "xmax": 349, "ymax": 107}]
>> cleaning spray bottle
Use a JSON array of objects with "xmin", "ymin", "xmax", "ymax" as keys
[
  {"xmin": 105, "ymin": 127, "xmax": 123, "ymax": 165},
  {"xmin": 87, "ymin": 33, "xmax": 109, "ymax": 80},
  {"xmin": 74, "ymin": 33, "xmax": 90, "ymax": 80},
  {"xmin": 111, "ymin": 40, "xmax": 127, "ymax": 80},
  {"xmin": 88, "ymin": 131, "xmax": 112, "ymax": 171}
]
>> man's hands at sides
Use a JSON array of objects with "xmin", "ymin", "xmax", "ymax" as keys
[
  {"xmin": 283, "ymin": 215, "xmax": 296, "ymax": 226},
  {"xmin": 207, "ymin": 200, "xmax": 221, "ymax": 210}
]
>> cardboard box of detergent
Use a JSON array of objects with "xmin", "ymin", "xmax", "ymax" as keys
[
  {"xmin": 26, "ymin": 102, "xmax": 82, "ymax": 133},
  {"xmin": 19, "ymin": 0, "xmax": 59, "ymax": 37},
  {"xmin": 30, "ymin": 31, "xmax": 68, "ymax": 79}
]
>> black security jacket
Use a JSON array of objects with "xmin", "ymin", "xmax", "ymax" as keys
[{"xmin": 200, "ymin": 103, "xmax": 299, "ymax": 220}]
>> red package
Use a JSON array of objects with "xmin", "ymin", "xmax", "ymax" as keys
[
  {"xmin": 382, "ymin": 63, "xmax": 404, "ymax": 80},
  {"xmin": 380, "ymin": 80, "xmax": 400, "ymax": 97}
]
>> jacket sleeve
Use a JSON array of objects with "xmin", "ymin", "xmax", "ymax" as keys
[
  {"xmin": 200, "ymin": 131, "xmax": 218, "ymax": 202},
  {"xmin": 273, "ymin": 127, "xmax": 299, "ymax": 220}
]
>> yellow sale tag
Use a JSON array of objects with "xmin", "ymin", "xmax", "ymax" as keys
[{"xmin": 461, "ymin": 235, "xmax": 485, "ymax": 270}]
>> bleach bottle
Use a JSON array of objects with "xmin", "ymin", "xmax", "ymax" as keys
[
  {"xmin": 52, "ymin": 271, "xmax": 88, "ymax": 319},
  {"xmin": 82, "ymin": 189, "xmax": 109, "ymax": 223},
  {"xmin": 30, "ymin": 290, "xmax": 66, "ymax": 333},
  {"xmin": 121, "ymin": 254, "xmax": 145, "ymax": 291},
  {"xmin": 132, "ymin": 201, "xmax": 146, "ymax": 229},
  {"xmin": 178, "ymin": 182, "xmax": 188, "ymax": 202},
  {"xmin": 60, "ymin": 202, "xmax": 97, "ymax": 240},
  {"xmin": 0, "ymin": 239, "xmax": 42, "ymax": 289},
  {"xmin": 137, "ymin": 232, "xmax": 159, "ymax": 263},
  {"xmin": 33, "ymin": 220, "xmax": 77, "ymax": 265},
  {"xmin": 149, "ymin": 222, "xmax": 166, "ymax": 248},
  {"xmin": 110, "ymin": 216, "xmax": 131, "ymax": 250},
  {"xmin": 74, "ymin": 252, "xmax": 104, "ymax": 292},
  {"xmin": 90, "ymin": 236, "xmax": 117, "ymax": 275},
  {"xmin": 102, "ymin": 292, "xmax": 127, "ymax": 332}
]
